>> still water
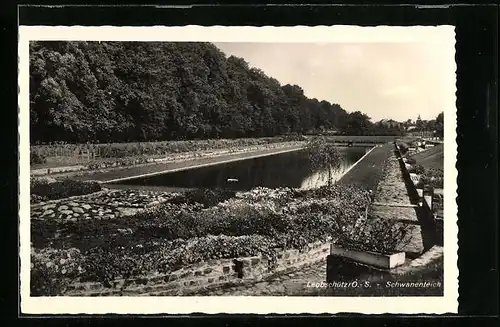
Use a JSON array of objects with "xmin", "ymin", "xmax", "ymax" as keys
[{"xmin": 112, "ymin": 147, "xmax": 370, "ymax": 191}]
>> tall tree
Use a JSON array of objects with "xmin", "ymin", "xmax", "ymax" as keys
[{"xmin": 30, "ymin": 41, "xmax": 372, "ymax": 143}]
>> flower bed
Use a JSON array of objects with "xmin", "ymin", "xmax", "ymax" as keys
[
  {"xmin": 30, "ymin": 178, "xmax": 102, "ymax": 203},
  {"xmin": 31, "ymin": 184, "xmax": 378, "ymax": 295},
  {"xmin": 396, "ymin": 141, "xmax": 409, "ymax": 155},
  {"xmin": 336, "ymin": 144, "xmax": 392, "ymax": 193},
  {"xmin": 420, "ymin": 168, "xmax": 444, "ymax": 189}
]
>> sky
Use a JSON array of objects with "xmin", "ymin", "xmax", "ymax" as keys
[{"xmin": 214, "ymin": 39, "xmax": 455, "ymax": 122}]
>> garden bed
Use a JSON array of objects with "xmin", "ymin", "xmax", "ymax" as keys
[{"xmin": 31, "ymin": 184, "xmax": 384, "ymax": 296}]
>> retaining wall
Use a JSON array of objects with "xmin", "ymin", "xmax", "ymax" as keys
[
  {"xmin": 394, "ymin": 142, "xmax": 442, "ymax": 245},
  {"xmin": 63, "ymin": 240, "xmax": 331, "ymax": 296}
]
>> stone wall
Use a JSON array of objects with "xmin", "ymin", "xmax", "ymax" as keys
[
  {"xmin": 63, "ymin": 240, "xmax": 330, "ymax": 296},
  {"xmin": 394, "ymin": 142, "xmax": 441, "ymax": 244}
]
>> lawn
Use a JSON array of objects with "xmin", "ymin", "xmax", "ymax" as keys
[{"xmin": 337, "ymin": 144, "xmax": 393, "ymax": 191}]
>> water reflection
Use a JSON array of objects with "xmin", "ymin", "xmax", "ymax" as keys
[{"xmin": 114, "ymin": 147, "xmax": 369, "ymax": 191}]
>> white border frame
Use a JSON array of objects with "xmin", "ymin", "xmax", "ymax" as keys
[{"xmin": 19, "ymin": 25, "xmax": 458, "ymax": 314}]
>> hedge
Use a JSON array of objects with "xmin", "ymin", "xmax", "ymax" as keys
[{"xmin": 30, "ymin": 179, "xmax": 102, "ymax": 201}]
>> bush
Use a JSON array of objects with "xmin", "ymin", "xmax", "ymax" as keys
[
  {"xmin": 30, "ymin": 152, "xmax": 47, "ymax": 165},
  {"xmin": 282, "ymin": 133, "xmax": 307, "ymax": 142},
  {"xmin": 397, "ymin": 142, "xmax": 409, "ymax": 155},
  {"xmin": 31, "ymin": 179, "xmax": 102, "ymax": 200},
  {"xmin": 30, "ymin": 138, "xmax": 288, "ymax": 160},
  {"xmin": 421, "ymin": 168, "xmax": 444, "ymax": 189}
]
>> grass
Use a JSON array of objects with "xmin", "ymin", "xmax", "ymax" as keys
[{"xmin": 337, "ymin": 144, "xmax": 392, "ymax": 191}]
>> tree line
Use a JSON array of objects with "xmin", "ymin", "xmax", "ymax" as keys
[{"xmin": 30, "ymin": 41, "xmax": 404, "ymax": 143}]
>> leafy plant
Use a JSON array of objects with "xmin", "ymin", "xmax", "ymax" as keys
[
  {"xmin": 31, "ymin": 247, "xmax": 85, "ymax": 296},
  {"xmin": 408, "ymin": 164, "xmax": 425, "ymax": 174},
  {"xmin": 182, "ymin": 188, "xmax": 236, "ymax": 208},
  {"xmin": 397, "ymin": 142, "xmax": 409, "ymax": 155},
  {"xmin": 306, "ymin": 136, "xmax": 341, "ymax": 187}
]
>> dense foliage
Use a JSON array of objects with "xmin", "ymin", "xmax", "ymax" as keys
[
  {"xmin": 408, "ymin": 164, "xmax": 425, "ymax": 175},
  {"xmin": 420, "ymin": 168, "xmax": 444, "ymax": 189},
  {"xmin": 30, "ymin": 41, "xmax": 400, "ymax": 143},
  {"xmin": 30, "ymin": 152, "xmax": 47, "ymax": 165}
]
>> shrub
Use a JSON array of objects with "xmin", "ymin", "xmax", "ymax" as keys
[
  {"xmin": 30, "ymin": 179, "xmax": 102, "ymax": 200},
  {"xmin": 408, "ymin": 164, "xmax": 425, "ymax": 174},
  {"xmin": 30, "ymin": 184, "xmax": 390, "ymax": 290},
  {"xmin": 335, "ymin": 217, "xmax": 415, "ymax": 255},
  {"xmin": 80, "ymin": 234, "xmax": 280, "ymax": 287},
  {"xmin": 235, "ymin": 187, "xmax": 295, "ymax": 206},
  {"xmin": 208, "ymin": 201, "xmax": 293, "ymax": 238},
  {"xmin": 397, "ymin": 142, "xmax": 409, "ymax": 155},
  {"xmin": 420, "ymin": 168, "xmax": 444, "ymax": 189},
  {"xmin": 182, "ymin": 188, "xmax": 237, "ymax": 208},
  {"xmin": 31, "ymin": 247, "xmax": 85, "ymax": 296},
  {"xmin": 30, "ymin": 152, "xmax": 47, "ymax": 165}
]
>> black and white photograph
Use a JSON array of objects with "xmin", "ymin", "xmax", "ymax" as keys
[{"xmin": 19, "ymin": 25, "xmax": 457, "ymax": 314}]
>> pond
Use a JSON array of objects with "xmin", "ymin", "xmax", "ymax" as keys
[{"xmin": 110, "ymin": 147, "xmax": 371, "ymax": 191}]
